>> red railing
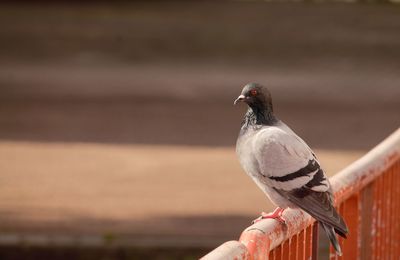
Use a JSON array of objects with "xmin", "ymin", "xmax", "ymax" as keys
[{"xmin": 202, "ymin": 128, "xmax": 400, "ymax": 260}]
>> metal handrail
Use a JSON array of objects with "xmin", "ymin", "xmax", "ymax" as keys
[{"xmin": 202, "ymin": 128, "xmax": 400, "ymax": 260}]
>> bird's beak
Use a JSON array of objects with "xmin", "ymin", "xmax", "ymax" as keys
[{"xmin": 234, "ymin": 95, "xmax": 245, "ymax": 105}]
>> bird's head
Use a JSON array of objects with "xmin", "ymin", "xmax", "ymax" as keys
[{"xmin": 234, "ymin": 83, "xmax": 273, "ymax": 113}]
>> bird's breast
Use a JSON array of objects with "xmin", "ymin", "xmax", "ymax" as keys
[{"xmin": 236, "ymin": 130, "xmax": 261, "ymax": 178}]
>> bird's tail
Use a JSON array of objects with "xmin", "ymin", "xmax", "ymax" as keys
[{"xmin": 321, "ymin": 222, "xmax": 342, "ymax": 256}]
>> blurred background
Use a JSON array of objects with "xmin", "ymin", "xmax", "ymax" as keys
[{"xmin": 0, "ymin": 1, "xmax": 399, "ymax": 259}]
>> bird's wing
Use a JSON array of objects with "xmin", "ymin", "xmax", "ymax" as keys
[
  {"xmin": 253, "ymin": 127, "xmax": 348, "ymax": 237},
  {"xmin": 253, "ymin": 127, "xmax": 328, "ymax": 192},
  {"xmin": 275, "ymin": 188, "xmax": 348, "ymax": 238}
]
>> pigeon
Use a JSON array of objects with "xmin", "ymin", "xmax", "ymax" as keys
[{"xmin": 234, "ymin": 83, "xmax": 348, "ymax": 255}]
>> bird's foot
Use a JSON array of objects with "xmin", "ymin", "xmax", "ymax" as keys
[{"xmin": 252, "ymin": 207, "xmax": 285, "ymax": 224}]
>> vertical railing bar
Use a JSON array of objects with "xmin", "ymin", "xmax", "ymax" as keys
[
  {"xmin": 371, "ymin": 174, "xmax": 378, "ymax": 259},
  {"xmin": 269, "ymin": 248, "xmax": 275, "ymax": 260},
  {"xmin": 385, "ymin": 170, "xmax": 390, "ymax": 260},
  {"xmin": 393, "ymin": 160, "xmax": 400, "ymax": 256},
  {"xmin": 395, "ymin": 161, "xmax": 399, "ymax": 258},
  {"xmin": 310, "ymin": 224, "xmax": 314, "ymax": 259},
  {"xmin": 384, "ymin": 168, "xmax": 389, "ymax": 260},
  {"xmin": 397, "ymin": 161, "xmax": 400, "ymax": 258},
  {"xmin": 360, "ymin": 183, "xmax": 373, "ymax": 260},
  {"xmin": 287, "ymin": 238, "xmax": 291, "ymax": 260},
  {"xmin": 388, "ymin": 164, "xmax": 393, "ymax": 259},
  {"xmin": 357, "ymin": 191, "xmax": 362, "ymax": 259},
  {"xmin": 375, "ymin": 176, "xmax": 382, "ymax": 260},
  {"xmin": 311, "ymin": 222, "xmax": 319, "ymax": 260},
  {"xmin": 304, "ymin": 229, "xmax": 307, "ymax": 260},
  {"xmin": 380, "ymin": 174, "xmax": 386, "ymax": 260},
  {"xmin": 282, "ymin": 240, "xmax": 289, "ymax": 260},
  {"xmin": 380, "ymin": 174, "xmax": 385, "ymax": 260},
  {"xmin": 303, "ymin": 228, "xmax": 307, "ymax": 260},
  {"xmin": 275, "ymin": 244, "xmax": 282, "ymax": 260},
  {"xmin": 394, "ymin": 163, "xmax": 396, "ymax": 259},
  {"xmin": 268, "ymin": 250, "xmax": 275, "ymax": 260},
  {"xmin": 391, "ymin": 163, "xmax": 397, "ymax": 259},
  {"xmin": 391, "ymin": 162, "xmax": 397, "ymax": 259},
  {"xmin": 294, "ymin": 234, "xmax": 299, "ymax": 260},
  {"xmin": 342, "ymin": 194, "xmax": 360, "ymax": 259},
  {"xmin": 381, "ymin": 171, "xmax": 388, "ymax": 259},
  {"xmin": 291, "ymin": 235, "xmax": 295, "ymax": 260},
  {"xmin": 386, "ymin": 167, "xmax": 392, "ymax": 259},
  {"xmin": 298, "ymin": 229, "xmax": 305, "ymax": 260},
  {"xmin": 293, "ymin": 234, "xmax": 299, "ymax": 260},
  {"xmin": 305, "ymin": 227, "xmax": 309, "ymax": 260},
  {"xmin": 379, "ymin": 174, "xmax": 385, "ymax": 260},
  {"xmin": 305, "ymin": 225, "xmax": 312, "ymax": 260}
]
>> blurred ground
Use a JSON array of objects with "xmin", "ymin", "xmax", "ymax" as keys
[
  {"xmin": 0, "ymin": 64, "xmax": 399, "ymax": 150},
  {"xmin": 0, "ymin": 141, "xmax": 363, "ymax": 246},
  {"xmin": 1, "ymin": 2, "xmax": 399, "ymax": 149},
  {"xmin": 0, "ymin": 1, "xmax": 399, "ymax": 259}
]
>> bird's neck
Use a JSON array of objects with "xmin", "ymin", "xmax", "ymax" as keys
[{"xmin": 242, "ymin": 107, "xmax": 277, "ymax": 129}]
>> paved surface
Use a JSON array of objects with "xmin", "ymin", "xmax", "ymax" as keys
[{"xmin": 0, "ymin": 141, "xmax": 363, "ymax": 246}]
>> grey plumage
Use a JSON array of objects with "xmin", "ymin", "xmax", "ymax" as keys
[{"xmin": 235, "ymin": 83, "xmax": 348, "ymax": 255}]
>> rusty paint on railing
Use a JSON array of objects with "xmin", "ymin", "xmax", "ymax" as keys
[
  {"xmin": 201, "ymin": 240, "xmax": 251, "ymax": 259},
  {"xmin": 202, "ymin": 128, "xmax": 400, "ymax": 260}
]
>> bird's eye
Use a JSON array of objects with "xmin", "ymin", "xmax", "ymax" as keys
[{"xmin": 250, "ymin": 89, "xmax": 258, "ymax": 96}]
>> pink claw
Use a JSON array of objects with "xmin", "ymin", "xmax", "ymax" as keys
[{"xmin": 252, "ymin": 207, "xmax": 286, "ymax": 224}]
